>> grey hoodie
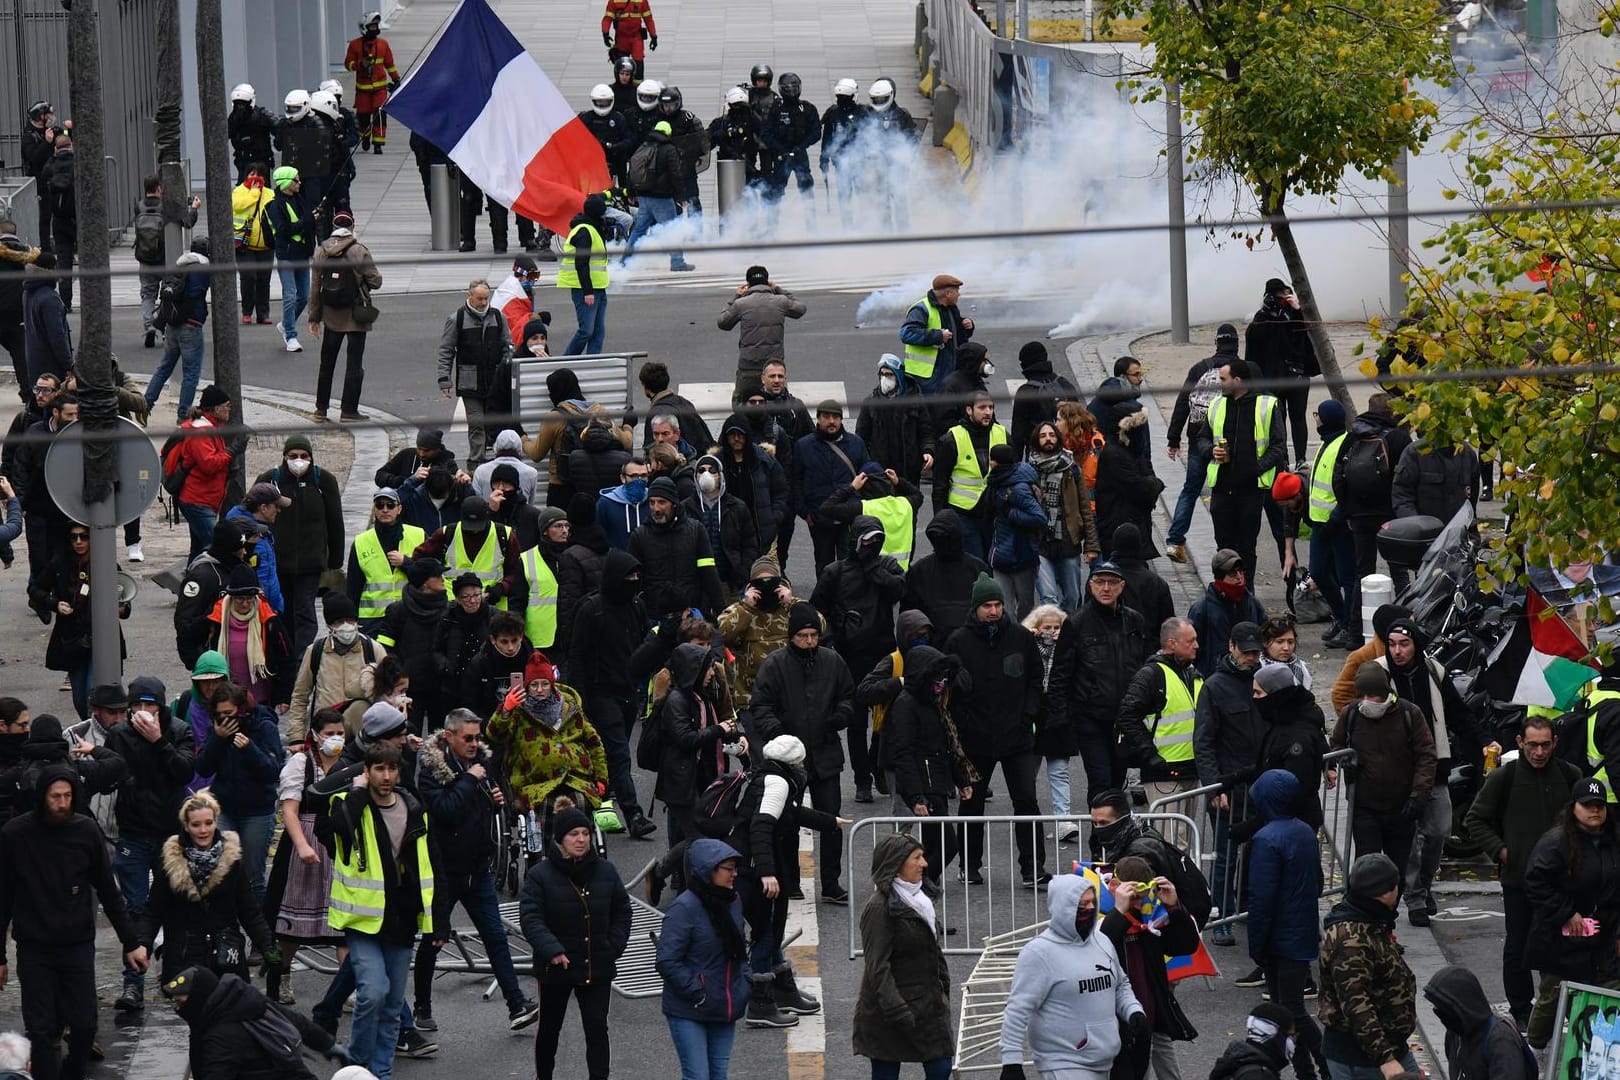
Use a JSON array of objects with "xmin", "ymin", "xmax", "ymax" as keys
[{"xmin": 1000, "ymin": 872, "xmax": 1144, "ymax": 1072}]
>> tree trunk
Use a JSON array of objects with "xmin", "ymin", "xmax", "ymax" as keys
[
  {"xmin": 1269, "ymin": 210, "xmax": 1354, "ymax": 413},
  {"xmin": 155, "ymin": 0, "xmax": 187, "ymax": 266}
]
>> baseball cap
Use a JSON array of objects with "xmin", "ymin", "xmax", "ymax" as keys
[
  {"xmin": 1090, "ymin": 560, "xmax": 1125, "ymax": 580},
  {"xmin": 1576, "ymin": 778, "xmax": 1610, "ymax": 805},
  {"xmin": 1230, "ymin": 621, "xmax": 1264, "ymax": 652},
  {"xmin": 245, "ymin": 482, "xmax": 292, "ymax": 509},
  {"xmin": 373, "ymin": 486, "xmax": 401, "ymax": 505}
]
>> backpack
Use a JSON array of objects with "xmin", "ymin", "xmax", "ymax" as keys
[
  {"xmin": 634, "ymin": 694, "xmax": 668, "ymax": 771},
  {"xmin": 239, "ymin": 999, "xmax": 310, "ymax": 1074},
  {"xmin": 1476, "ymin": 1015, "xmax": 1538, "ymax": 1080},
  {"xmin": 133, "ymin": 206, "xmax": 165, "ymax": 265},
  {"xmin": 1137, "ymin": 830, "xmax": 1213, "ymax": 929},
  {"xmin": 1186, "ymin": 365, "xmax": 1223, "ymax": 431},
  {"xmin": 307, "ymin": 635, "xmax": 377, "ymax": 682},
  {"xmin": 692, "ymin": 768, "xmax": 754, "ymax": 840},
  {"xmin": 627, "ymin": 142, "xmax": 659, "ymax": 192},
  {"xmin": 317, "ymin": 262, "xmax": 359, "ymax": 309},
  {"xmin": 152, "ymin": 276, "xmax": 190, "ymax": 333},
  {"xmin": 160, "ymin": 430, "xmax": 193, "ymax": 497},
  {"xmin": 1339, "ymin": 433, "xmax": 1391, "ymax": 504}
]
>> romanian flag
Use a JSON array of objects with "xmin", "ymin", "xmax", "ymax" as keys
[
  {"xmin": 387, "ymin": 0, "xmax": 612, "ymax": 234},
  {"xmin": 1073, "ymin": 863, "xmax": 1218, "ymax": 982}
]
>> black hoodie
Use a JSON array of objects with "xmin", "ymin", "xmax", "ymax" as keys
[
  {"xmin": 0, "ymin": 764, "xmax": 139, "ymax": 960},
  {"xmin": 878, "ymin": 646, "xmax": 974, "ymax": 803},
  {"xmin": 901, "ymin": 510, "xmax": 988, "ymax": 645},
  {"xmin": 567, "ymin": 549, "xmax": 648, "ymax": 695},
  {"xmin": 176, "ymin": 966, "xmax": 332, "ymax": 1080},
  {"xmin": 1424, "ymin": 965, "xmax": 1532, "ymax": 1080},
  {"xmin": 1208, "ymin": 1037, "xmax": 1287, "ymax": 1080}
]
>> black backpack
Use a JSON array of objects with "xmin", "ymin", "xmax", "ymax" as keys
[
  {"xmin": 318, "ymin": 263, "xmax": 359, "ymax": 309},
  {"xmin": 1135, "ymin": 830, "xmax": 1214, "ymax": 929},
  {"xmin": 1340, "ymin": 433, "xmax": 1391, "ymax": 504},
  {"xmin": 693, "ymin": 768, "xmax": 754, "ymax": 840},
  {"xmin": 133, "ymin": 207, "xmax": 165, "ymax": 265},
  {"xmin": 634, "ymin": 694, "xmax": 668, "ymax": 772},
  {"xmin": 160, "ymin": 430, "xmax": 192, "ymax": 496},
  {"xmin": 239, "ymin": 998, "xmax": 310, "ymax": 1074},
  {"xmin": 627, "ymin": 142, "xmax": 659, "ymax": 192},
  {"xmin": 152, "ymin": 276, "xmax": 190, "ymax": 332}
]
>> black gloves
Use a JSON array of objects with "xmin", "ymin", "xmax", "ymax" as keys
[
  {"xmin": 1127, "ymin": 1011, "xmax": 1152, "ymax": 1044},
  {"xmin": 649, "ymin": 34, "xmax": 658, "ymax": 49},
  {"xmin": 999, "ymin": 1066, "xmax": 1027, "ymax": 1080},
  {"xmin": 640, "ymin": 26, "xmax": 649, "ymax": 39},
  {"xmin": 388, "ymin": 80, "xmax": 400, "ymax": 93},
  {"xmin": 603, "ymin": 31, "xmax": 613, "ymax": 46}
]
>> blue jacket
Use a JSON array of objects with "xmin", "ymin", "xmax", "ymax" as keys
[
  {"xmin": 1187, "ymin": 582, "xmax": 1268, "ymax": 678},
  {"xmin": 397, "ymin": 474, "xmax": 467, "ymax": 536},
  {"xmin": 596, "ymin": 482, "xmax": 649, "ymax": 551},
  {"xmin": 172, "ymin": 252, "xmax": 212, "ymax": 327},
  {"xmin": 264, "ymin": 188, "xmax": 315, "ymax": 261},
  {"xmin": 987, "ymin": 461, "xmax": 1046, "ymax": 572},
  {"xmin": 899, "ymin": 290, "xmax": 972, "ymax": 393},
  {"xmin": 1245, "ymin": 769, "xmax": 1323, "ymax": 965},
  {"xmin": 21, "ymin": 276, "xmax": 71, "ymax": 380},
  {"xmin": 224, "ymin": 506, "xmax": 284, "ymax": 614},
  {"xmin": 192, "ymin": 704, "xmax": 285, "ymax": 819},
  {"xmin": 655, "ymin": 838, "xmax": 751, "ymax": 1023},
  {"xmin": 793, "ymin": 428, "xmax": 868, "ymax": 519}
]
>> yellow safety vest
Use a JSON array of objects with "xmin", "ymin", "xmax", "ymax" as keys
[
  {"xmin": 1148, "ymin": 663, "xmax": 1202, "ymax": 763},
  {"xmin": 353, "ymin": 525, "xmax": 425, "ymax": 621},
  {"xmin": 449, "ymin": 524, "xmax": 510, "ymax": 611},
  {"xmin": 947, "ymin": 424, "xmax": 1007, "ymax": 511},
  {"xmin": 864, "ymin": 495, "xmax": 916, "ymax": 570},
  {"xmin": 556, "ymin": 224, "xmax": 609, "ymax": 291},
  {"xmin": 1585, "ymin": 689, "xmax": 1620, "ymax": 802},
  {"xmin": 327, "ymin": 792, "xmax": 435, "ymax": 935},
  {"xmin": 520, "ymin": 546, "xmax": 559, "ymax": 649},
  {"xmin": 231, "ymin": 186, "xmax": 272, "ymax": 252},
  {"xmin": 1307, "ymin": 432, "xmax": 1345, "ymax": 525},
  {"xmin": 902, "ymin": 296, "xmax": 942, "ymax": 380},
  {"xmin": 1205, "ymin": 394, "xmax": 1280, "ymax": 489}
]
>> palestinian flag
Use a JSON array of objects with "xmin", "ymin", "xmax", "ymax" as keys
[{"xmin": 1478, "ymin": 589, "xmax": 1598, "ymax": 709}]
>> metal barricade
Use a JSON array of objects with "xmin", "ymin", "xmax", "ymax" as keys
[
  {"xmin": 845, "ymin": 811, "xmax": 1200, "ymax": 957},
  {"xmin": 510, "ymin": 351, "xmax": 646, "ymax": 502}
]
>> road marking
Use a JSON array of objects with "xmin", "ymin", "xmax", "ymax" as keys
[
  {"xmin": 786, "ymin": 827, "xmax": 825, "ymax": 1079},
  {"xmin": 1428, "ymin": 906, "xmax": 1505, "ymax": 922}
]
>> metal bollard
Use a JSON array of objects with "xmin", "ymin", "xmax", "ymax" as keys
[
  {"xmin": 715, "ymin": 158, "xmax": 746, "ymax": 218},
  {"xmin": 430, "ymin": 163, "xmax": 458, "ymax": 251}
]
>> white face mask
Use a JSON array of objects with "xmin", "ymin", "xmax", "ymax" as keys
[
  {"xmin": 319, "ymin": 735, "xmax": 344, "ymax": 757},
  {"xmin": 697, "ymin": 472, "xmax": 719, "ymax": 494},
  {"xmin": 981, "ymin": 362, "xmax": 995, "ymax": 377},
  {"xmin": 1359, "ymin": 697, "xmax": 1392, "ymax": 718},
  {"xmin": 331, "ymin": 623, "xmax": 359, "ymax": 646},
  {"xmin": 878, "ymin": 374, "xmax": 897, "ymax": 394},
  {"xmin": 286, "ymin": 458, "xmax": 311, "ymax": 477},
  {"xmin": 133, "ymin": 709, "xmax": 156, "ymax": 726}
]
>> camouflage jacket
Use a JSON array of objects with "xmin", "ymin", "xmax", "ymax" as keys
[
  {"xmin": 1316, "ymin": 899, "xmax": 1416, "ymax": 1065},
  {"xmin": 718, "ymin": 599, "xmax": 793, "ymax": 707}
]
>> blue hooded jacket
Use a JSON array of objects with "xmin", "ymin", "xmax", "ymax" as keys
[
  {"xmin": 988, "ymin": 460, "xmax": 1046, "ymax": 572},
  {"xmin": 655, "ymin": 838, "xmax": 752, "ymax": 1022},
  {"xmin": 596, "ymin": 480, "xmax": 650, "ymax": 552},
  {"xmin": 1245, "ymin": 769, "xmax": 1323, "ymax": 965}
]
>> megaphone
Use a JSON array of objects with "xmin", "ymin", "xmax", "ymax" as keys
[{"xmin": 116, "ymin": 571, "xmax": 139, "ymax": 605}]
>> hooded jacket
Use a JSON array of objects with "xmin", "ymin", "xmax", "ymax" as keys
[
  {"xmin": 0, "ymin": 234, "xmax": 38, "ymax": 324},
  {"xmin": 307, "ymin": 232, "xmax": 382, "ymax": 333},
  {"xmin": 174, "ymin": 966, "xmax": 332, "ymax": 1080},
  {"xmin": 519, "ymin": 829, "xmax": 633, "ymax": 986},
  {"xmin": 879, "ymin": 647, "xmax": 975, "ymax": 804},
  {"xmin": 1208, "ymin": 1038, "xmax": 1288, "ymax": 1080},
  {"xmin": 682, "ymin": 460, "xmax": 757, "ymax": 591},
  {"xmin": 901, "ymin": 510, "xmax": 989, "ymax": 645},
  {"xmin": 852, "ymin": 833, "xmax": 955, "ymax": 1063},
  {"xmin": 717, "ymin": 283, "xmax": 807, "ymax": 370},
  {"xmin": 418, "ymin": 728, "xmax": 501, "ymax": 875},
  {"xmin": 256, "ymin": 448, "xmax": 345, "ymax": 575},
  {"xmin": 1329, "ymin": 696, "xmax": 1436, "ymax": 815},
  {"xmin": 1424, "ymin": 965, "xmax": 1533, "ymax": 1080},
  {"xmin": 1333, "ymin": 410, "xmax": 1412, "ymax": 520},
  {"xmin": 565, "ymin": 421, "xmax": 634, "ymax": 503},
  {"xmin": 1111, "ymin": 523, "xmax": 1174, "ymax": 632},
  {"xmin": 986, "ymin": 460, "xmax": 1046, "ymax": 571},
  {"xmin": 566, "ymin": 549, "xmax": 648, "ymax": 697},
  {"xmin": 856, "ymin": 609, "xmax": 937, "ymax": 715},
  {"xmin": 656, "ymin": 643, "xmax": 740, "ymax": 806},
  {"xmin": 945, "ymin": 613, "xmax": 1041, "ymax": 759},
  {"xmin": 102, "ymin": 694, "xmax": 198, "ymax": 840},
  {"xmin": 1252, "ymin": 684, "xmax": 1330, "ymax": 830},
  {"xmin": 141, "ymin": 830, "xmax": 273, "ymax": 981},
  {"xmin": 1318, "ymin": 890, "xmax": 1416, "ymax": 1068},
  {"xmin": 0, "ymin": 719, "xmax": 127, "ymax": 821},
  {"xmin": 557, "ymin": 520, "xmax": 612, "ymax": 651},
  {"xmin": 1188, "ymin": 582, "xmax": 1268, "ymax": 678},
  {"xmin": 194, "ymin": 704, "xmax": 285, "ymax": 819},
  {"xmin": 811, "ymin": 513, "xmax": 907, "ymax": 661},
  {"xmin": 1245, "ymin": 770, "xmax": 1324, "ymax": 964},
  {"xmin": 856, "ymin": 356, "xmax": 934, "ymax": 485},
  {"xmin": 750, "ymin": 640, "xmax": 857, "ymax": 781},
  {"xmin": 629, "ymin": 500, "xmax": 726, "ymax": 617},
  {"xmin": 655, "ymin": 839, "xmax": 752, "ymax": 1022},
  {"xmin": 716, "ymin": 414, "xmax": 789, "ymax": 547},
  {"xmin": 458, "ymin": 637, "xmax": 534, "ymax": 722},
  {"xmin": 596, "ymin": 477, "xmax": 651, "ymax": 552},
  {"xmin": 1000, "ymin": 872, "xmax": 1144, "ymax": 1073},
  {"xmin": 1010, "ymin": 346, "xmax": 1080, "ymax": 452},
  {"xmin": 0, "ymin": 765, "xmax": 140, "ymax": 960},
  {"xmin": 1094, "ymin": 414, "xmax": 1164, "ymax": 558},
  {"xmin": 22, "ymin": 273, "xmax": 71, "ymax": 378}
]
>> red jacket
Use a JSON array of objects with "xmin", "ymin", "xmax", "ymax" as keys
[
  {"xmin": 602, "ymin": 0, "xmax": 656, "ymax": 58},
  {"xmin": 176, "ymin": 417, "xmax": 231, "ymax": 510}
]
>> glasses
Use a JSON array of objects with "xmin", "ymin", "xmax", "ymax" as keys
[
  {"xmin": 32, "ymin": 384, "xmax": 54, "ymax": 394},
  {"xmin": 285, "ymin": 452, "xmax": 312, "ymax": 461},
  {"xmin": 374, "ymin": 500, "xmax": 399, "ymax": 510},
  {"xmin": 624, "ymin": 471, "xmax": 649, "ymax": 481},
  {"xmin": 69, "ymin": 532, "xmax": 89, "ymax": 541},
  {"xmin": 457, "ymin": 733, "xmax": 483, "ymax": 743}
]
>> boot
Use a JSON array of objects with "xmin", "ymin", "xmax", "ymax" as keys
[
  {"xmin": 745, "ymin": 973, "xmax": 798, "ymax": 1028},
  {"xmin": 773, "ymin": 962, "xmax": 820, "ymax": 1015}
]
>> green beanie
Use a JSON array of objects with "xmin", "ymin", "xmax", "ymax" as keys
[
  {"xmin": 272, "ymin": 165, "xmax": 299, "ymax": 192},
  {"xmin": 969, "ymin": 572, "xmax": 1002, "ymax": 609},
  {"xmin": 192, "ymin": 650, "xmax": 229, "ymax": 680},
  {"xmin": 283, "ymin": 434, "xmax": 313, "ymax": 456}
]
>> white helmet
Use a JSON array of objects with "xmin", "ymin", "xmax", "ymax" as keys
[
  {"xmin": 319, "ymin": 79, "xmax": 344, "ymax": 103},
  {"xmin": 230, "ymin": 83, "xmax": 256, "ymax": 105},
  {"xmin": 309, "ymin": 91, "xmax": 340, "ymax": 121},
  {"xmin": 869, "ymin": 79, "xmax": 895, "ymax": 112},
  {"xmin": 725, "ymin": 86, "xmax": 748, "ymax": 107},
  {"xmin": 284, "ymin": 89, "xmax": 311, "ymax": 120},
  {"xmin": 590, "ymin": 84, "xmax": 615, "ymax": 116},
  {"xmin": 636, "ymin": 79, "xmax": 663, "ymax": 111},
  {"xmin": 834, "ymin": 78, "xmax": 858, "ymax": 98}
]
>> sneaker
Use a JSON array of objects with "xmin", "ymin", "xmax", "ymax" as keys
[
  {"xmin": 820, "ymin": 887, "xmax": 850, "ymax": 905},
  {"xmin": 342, "ymin": 993, "xmax": 355, "ymax": 1014},
  {"xmin": 628, "ymin": 813, "xmax": 657, "ymax": 840},
  {"xmin": 241, "ymin": 314, "xmax": 252, "ymax": 325},
  {"xmin": 1211, "ymin": 925, "xmax": 1236, "ymax": 947},
  {"xmin": 143, "ymin": 330, "xmax": 156, "ymax": 348},
  {"xmin": 126, "ymin": 542, "xmax": 144, "ymax": 563},
  {"xmin": 670, "ymin": 261, "xmax": 697, "ymax": 272},
  {"xmin": 60, "ymin": 677, "xmax": 71, "ymax": 692},
  {"xmin": 256, "ymin": 317, "xmax": 273, "ymax": 325},
  {"xmin": 115, "ymin": 983, "xmax": 144, "ymax": 1013},
  {"xmin": 1166, "ymin": 543, "xmax": 1189, "ymax": 564},
  {"xmin": 1056, "ymin": 822, "xmax": 1080, "ymax": 843},
  {"xmin": 285, "ymin": 336, "xmax": 302, "ymax": 353},
  {"xmin": 339, "ymin": 411, "xmax": 370, "ymax": 422},
  {"xmin": 413, "ymin": 1009, "xmax": 437, "ymax": 1032},
  {"xmin": 508, "ymin": 998, "xmax": 541, "ymax": 1030},
  {"xmin": 277, "ymin": 983, "xmax": 296, "ymax": 1006},
  {"xmin": 312, "ymin": 412, "xmax": 330, "ymax": 423},
  {"xmin": 1234, "ymin": 966, "xmax": 1266, "ymax": 988},
  {"xmin": 1303, "ymin": 978, "xmax": 1318, "ymax": 1000},
  {"xmin": 1021, "ymin": 871, "xmax": 1054, "ymax": 889},
  {"xmin": 854, "ymin": 786, "xmax": 873, "ymax": 803},
  {"xmin": 957, "ymin": 867, "xmax": 985, "ymax": 886},
  {"xmin": 397, "ymin": 1030, "xmax": 438, "ymax": 1058}
]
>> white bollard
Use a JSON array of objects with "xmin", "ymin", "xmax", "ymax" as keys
[{"xmin": 1361, "ymin": 574, "xmax": 1394, "ymax": 640}]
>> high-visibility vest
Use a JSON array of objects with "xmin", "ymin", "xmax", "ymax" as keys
[
  {"xmin": 947, "ymin": 424, "xmax": 1007, "ymax": 510},
  {"xmin": 1148, "ymin": 663, "xmax": 1202, "ymax": 763},
  {"xmin": 1307, "ymin": 432, "xmax": 1346, "ymax": 525},
  {"xmin": 327, "ymin": 792, "xmax": 435, "ymax": 935},
  {"xmin": 556, "ymin": 224, "xmax": 609, "ymax": 291},
  {"xmin": 1205, "ymin": 394, "xmax": 1280, "ymax": 489},
  {"xmin": 449, "ymin": 524, "xmax": 510, "ymax": 611},
  {"xmin": 231, "ymin": 186, "xmax": 272, "ymax": 252},
  {"xmin": 520, "ymin": 546, "xmax": 559, "ymax": 649},
  {"xmin": 1585, "ymin": 689, "xmax": 1620, "ymax": 801},
  {"xmin": 353, "ymin": 525, "xmax": 425, "ymax": 621},
  {"xmin": 864, "ymin": 495, "xmax": 916, "ymax": 570},
  {"xmin": 902, "ymin": 296, "xmax": 942, "ymax": 380}
]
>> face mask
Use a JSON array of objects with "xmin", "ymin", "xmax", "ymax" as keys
[
  {"xmin": 697, "ymin": 472, "xmax": 719, "ymax": 494},
  {"xmin": 908, "ymin": 634, "xmax": 930, "ymax": 649},
  {"xmin": 1074, "ymin": 900, "xmax": 1097, "ymax": 939},
  {"xmin": 1092, "ymin": 814, "xmax": 1131, "ymax": 849},
  {"xmin": 331, "ymin": 624, "xmax": 359, "ymax": 646},
  {"xmin": 1214, "ymin": 578, "xmax": 1247, "ymax": 603},
  {"xmin": 1359, "ymin": 698, "xmax": 1392, "ymax": 718},
  {"xmin": 624, "ymin": 478, "xmax": 648, "ymax": 501},
  {"xmin": 286, "ymin": 458, "xmax": 311, "ymax": 477},
  {"xmin": 981, "ymin": 362, "xmax": 995, "ymax": 378},
  {"xmin": 929, "ymin": 679, "xmax": 948, "ymax": 697},
  {"xmin": 520, "ymin": 280, "xmax": 534, "ymax": 296},
  {"xmin": 320, "ymin": 735, "xmax": 344, "ymax": 756},
  {"xmin": 1038, "ymin": 628, "xmax": 1060, "ymax": 643},
  {"xmin": 878, "ymin": 373, "xmax": 897, "ymax": 394}
]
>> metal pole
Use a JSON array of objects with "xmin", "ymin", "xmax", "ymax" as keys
[
  {"xmin": 430, "ymin": 164, "xmax": 457, "ymax": 251},
  {"xmin": 1166, "ymin": 82, "xmax": 1190, "ymax": 344},
  {"xmin": 1017, "ymin": 0, "xmax": 1030, "ymax": 39},
  {"xmin": 1388, "ymin": 148, "xmax": 1410, "ymax": 315},
  {"xmin": 996, "ymin": 0, "xmax": 1007, "ymax": 35}
]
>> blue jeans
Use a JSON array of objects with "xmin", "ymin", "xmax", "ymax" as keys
[
  {"xmin": 179, "ymin": 502, "xmax": 217, "ymax": 562},
  {"xmin": 565, "ymin": 289, "xmax": 608, "ymax": 356},
  {"xmin": 1167, "ymin": 438, "xmax": 1212, "ymax": 546},
  {"xmin": 278, "ymin": 265, "xmax": 310, "ymax": 341},
  {"xmin": 346, "ymin": 932, "xmax": 413, "ymax": 1080},
  {"xmin": 1036, "ymin": 553, "xmax": 1084, "ymax": 613},
  {"xmin": 666, "ymin": 1015, "xmax": 736, "ymax": 1080},
  {"xmin": 1308, "ymin": 518, "xmax": 1360, "ymax": 628},
  {"xmin": 871, "ymin": 1058, "xmax": 953, "ymax": 1080},
  {"xmin": 1325, "ymin": 1050, "xmax": 1417, "ymax": 1080},
  {"xmin": 414, "ymin": 867, "xmax": 525, "ymax": 1012},
  {"xmin": 624, "ymin": 196, "xmax": 686, "ymax": 268},
  {"xmin": 146, "ymin": 322, "xmax": 205, "ymax": 423},
  {"xmin": 315, "ymin": 955, "xmax": 415, "ymax": 1032},
  {"xmin": 219, "ymin": 810, "xmax": 274, "ymax": 906},
  {"xmin": 1045, "ymin": 755, "xmax": 1072, "ymax": 817},
  {"xmin": 68, "ymin": 662, "xmax": 92, "ymax": 721},
  {"xmin": 113, "ymin": 835, "xmax": 162, "ymax": 988}
]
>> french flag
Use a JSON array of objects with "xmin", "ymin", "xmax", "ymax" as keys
[{"xmin": 387, "ymin": 0, "xmax": 611, "ymax": 235}]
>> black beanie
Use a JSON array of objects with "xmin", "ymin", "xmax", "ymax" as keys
[
  {"xmin": 551, "ymin": 804, "xmax": 592, "ymax": 843},
  {"xmin": 989, "ymin": 443, "xmax": 1016, "ymax": 466},
  {"xmin": 1018, "ymin": 340, "xmax": 1051, "ymax": 375},
  {"xmin": 567, "ymin": 491, "xmax": 597, "ymax": 528},
  {"xmin": 787, "ymin": 602, "xmax": 820, "ymax": 637},
  {"xmin": 200, "ymin": 384, "xmax": 231, "ymax": 410},
  {"xmin": 1348, "ymin": 853, "xmax": 1401, "ymax": 900}
]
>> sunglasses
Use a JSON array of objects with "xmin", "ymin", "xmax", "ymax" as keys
[
  {"xmin": 69, "ymin": 532, "xmax": 89, "ymax": 541},
  {"xmin": 373, "ymin": 501, "xmax": 399, "ymax": 510}
]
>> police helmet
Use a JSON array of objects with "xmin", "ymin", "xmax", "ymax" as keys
[
  {"xmin": 778, "ymin": 73, "xmax": 802, "ymax": 99},
  {"xmin": 309, "ymin": 91, "xmax": 340, "ymax": 121},
  {"xmin": 869, "ymin": 79, "xmax": 895, "ymax": 112},
  {"xmin": 615, "ymin": 56, "xmax": 636, "ymax": 79},
  {"xmin": 725, "ymin": 86, "xmax": 748, "ymax": 108},
  {"xmin": 590, "ymin": 84, "xmax": 615, "ymax": 115},
  {"xmin": 636, "ymin": 79, "xmax": 663, "ymax": 111},
  {"xmin": 750, "ymin": 63, "xmax": 774, "ymax": 87},
  {"xmin": 230, "ymin": 84, "xmax": 256, "ymax": 106},
  {"xmin": 658, "ymin": 86, "xmax": 683, "ymax": 113},
  {"xmin": 359, "ymin": 11, "xmax": 381, "ymax": 32},
  {"xmin": 834, "ymin": 78, "xmax": 859, "ymax": 98},
  {"xmin": 27, "ymin": 101, "xmax": 52, "ymax": 122},
  {"xmin": 283, "ymin": 89, "xmax": 311, "ymax": 120},
  {"xmin": 319, "ymin": 79, "xmax": 344, "ymax": 103}
]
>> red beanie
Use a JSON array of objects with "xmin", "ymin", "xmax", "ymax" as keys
[
  {"xmin": 1270, "ymin": 472, "xmax": 1304, "ymax": 502},
  {"xmin": 525, "ymin": 651, "xmax": 556, "ymax": 685}
]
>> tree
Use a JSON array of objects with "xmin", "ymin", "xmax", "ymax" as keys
[
  {"xmin": 1101, "ymin": 0, "xmax": 1451, "ymax": 409},
  {"xmin": 1368, "ymin": 118, "xmax": 1620, "ymax": 597}
]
